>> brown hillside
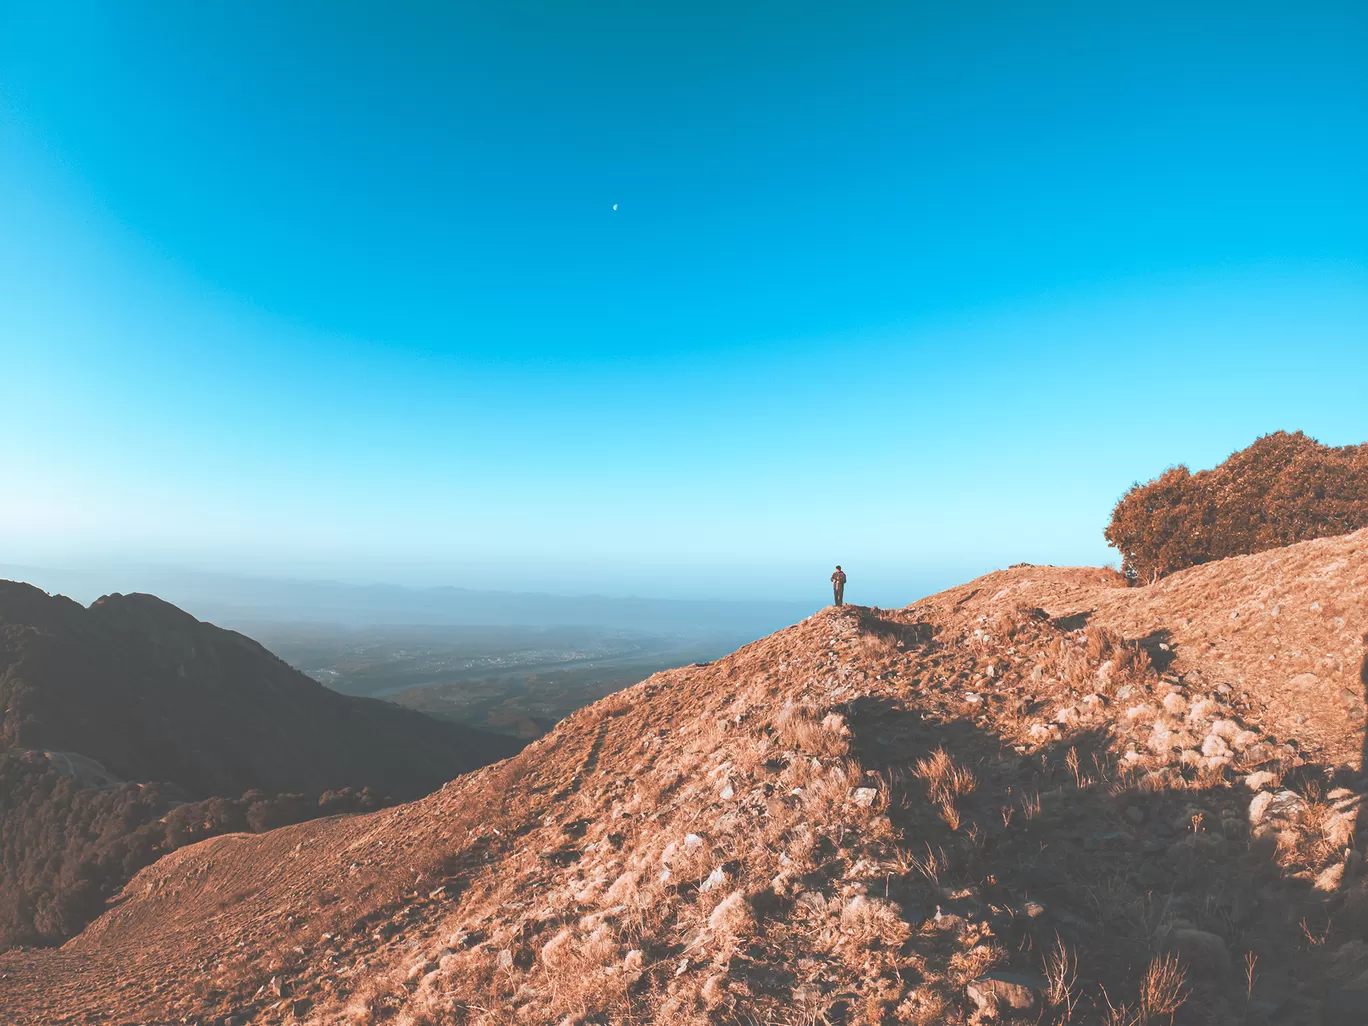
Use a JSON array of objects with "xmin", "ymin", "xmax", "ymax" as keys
[
  {"xmin": 2, "ymin": 532, "xmax": 1365, "ymax": 1026},
  {"xmin": 0, "ymin": 581, "xmax": 522, "ymax": 950}
]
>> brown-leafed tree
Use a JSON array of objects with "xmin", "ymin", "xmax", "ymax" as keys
[{"xmin": 1106, "ymin": 431, "xmax": 1368, "ymax": 582}]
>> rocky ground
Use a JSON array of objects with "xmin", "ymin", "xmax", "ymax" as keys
[{"xmin": 1, "ymin": 529, "xmax": 1365, "ymax": 1025}]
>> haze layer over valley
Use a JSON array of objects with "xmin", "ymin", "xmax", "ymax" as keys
[{"xmin": 3, "ymin": 566, "xmax": 808, "ymax": 739}]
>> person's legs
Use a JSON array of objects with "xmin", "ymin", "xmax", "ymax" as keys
[{"xmin": 834, "ymin": 584, "xmax": 844, "ymax": 606}]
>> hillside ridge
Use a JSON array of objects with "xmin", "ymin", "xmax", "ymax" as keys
[{"xmin": 2, "ymin": 531, "xmax": 1365, "ymax": 1025}]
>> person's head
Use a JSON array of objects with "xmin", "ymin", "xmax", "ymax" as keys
[{"xmin": 836, "ymin": 565, "xmax": 842, "ymax": 570}]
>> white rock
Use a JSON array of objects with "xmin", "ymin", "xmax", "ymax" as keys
[
  {"xmin": 1210, "ymin": 719, "xmax": 1241, "ymax": 739},
  {"xmin": 1202, "ymin": 735, "xmax": 1231, "ymax": 759},
  {"xmin": 719, "ymin": 783, "xmax": 734, "ymax": 800},
  {"xmin": 1315, "ymin": 863, "xmax": 1345, "ymax": 892},
  {"xmin": 1162, "ymin": 693, "xmax": 1188, "ymax": 716},
  {"xmin": 1148, "ymin": 724, "xmax": 1173, "ymax": 752},
  {"xmin": 1244, "ymin": 771, "xmax": 1277, "ymax": 791},
  {"xmin": 850, "ymin": 787, "xmax": 878, "ymax": 808},
  {"xmin": 1249, "ymin": 790, "xmax": 1309, "ymax": 829},
  {"xmin": 1187, "ymin": 699, "xmax": 1216, "ymax": 721},
  {"xmin": 700, "ymin": 867, "xmax": 727, "ymax": 892}
]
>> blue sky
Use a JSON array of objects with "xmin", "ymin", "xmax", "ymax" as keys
[{"xmin": 2, "ymin": 1, "xmax": 1366, "ymax": 604}]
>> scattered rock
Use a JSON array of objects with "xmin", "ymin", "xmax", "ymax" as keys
[
  {"xmin": 1202, "ymin": 734, "xmax": 1232, "ymax": 759},
  {"xmin": 1324, "ymin": 811, "xmax": 1357, "ymax": 849},
  {"xmin": 1316, "ymin": 863, "xmax": 1346, "ymax": 892},
  {"xmin": 966, "ymin": 971, "xmax": 1046, "ymax": 1017},
  {"xmin": 1245, "ymin": 770, "xmax": 1278, "ymax": 791},
  {"xmin": 1123, "ymin": 806, "xmax": 1145, "ymax": 825},
  {"xmin": 1249, "ymin": 790, "xmax": 1309, "ymax": 831},
  {"xmin": 850, "ymin": 787, "xmax": 878, "ymax": 807}
]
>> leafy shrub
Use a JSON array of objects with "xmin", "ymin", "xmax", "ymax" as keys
[{"xmin": 1105, "ymin": 431, "xmax": 1368, "ymax": 581}]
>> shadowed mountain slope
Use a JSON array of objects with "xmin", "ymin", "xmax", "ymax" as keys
[
  {"xmin": 2, "ymin": 532, "xmax": 1365, "ymax": 1025},
  {"xmin": 0, "ymin": 581, "xmax": 519, "ymax": 799}
]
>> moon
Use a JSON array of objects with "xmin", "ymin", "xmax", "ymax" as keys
[{"xmin": 612, "ymin": 204, "xmax": 618, "ymax": 211}]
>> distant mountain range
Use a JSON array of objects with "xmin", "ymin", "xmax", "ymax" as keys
[{"xmin": 0, "ymin": 564, "xmax": 813, "ymax": 637}]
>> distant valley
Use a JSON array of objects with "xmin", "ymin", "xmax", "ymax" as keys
[{"xmin": 248, "ymin": 623, "xmax": 748, "ymax": 738}]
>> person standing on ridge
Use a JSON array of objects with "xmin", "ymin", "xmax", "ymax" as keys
[{"xmin": 831, "ymin": 565, "xmax": 847, "ymax": 606}]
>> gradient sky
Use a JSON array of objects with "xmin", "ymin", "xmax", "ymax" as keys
[{"xmin": 2, "ymin": 1, "xmax": 1366, "ymax": 604}]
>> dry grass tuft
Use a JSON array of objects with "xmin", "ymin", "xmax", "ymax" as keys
[
  {"xmin": 1043, "ymin": 934, "xmax": 1079, "ymax": 1020},
  {"xmin": 1138, "ymin": 953, "xmax": 1189, "ymax": 1024},
  {"xmin": 914, "ymin": 747, "xmax": 976, "ymax": 803}
]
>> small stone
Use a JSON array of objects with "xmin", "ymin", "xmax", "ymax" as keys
[
  {"xmin": 1244, "ymin": 770, "xmax": 1277, "ymax": 791},
  {"xmin": 1324, "ymin": 812, "xmax": 1355, "ymax": 849},
  {"xmin": 1315, "ymin": 863, "xmax": 1346, "ymax": 892},
  {"xmin": 1187, "ymin": 699, "xmax": 1217, "ymax": 721},
  {"xmin": 1202, "ymin": 735, "xmax": 1231, "ymax": 759},
  {"xmin": 850, "ymin": 787, "xmax": 878, "ymax": 807},
  {"xmin": 1124, "ymin": 806, "xmax": 1145, "ymax": 825},
  {"xmin": 966, "ymin": 971, "xmax": 1046, "ymax": 1016},
  {"xmin": 1249, "ymin": 790, "xmax": 1309, "ymax": 829},
  {"xmin": 700, "ymin": 866, "xmax": 727, "ymax": 892}
]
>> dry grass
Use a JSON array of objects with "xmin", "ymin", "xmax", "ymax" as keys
[
  {"xmin": 1138, "ymin": 954, "xmax": 1189, "ymax": 1024},
  {"xmin": 914, "ymin": 747, "xmax": 976, "ymax": 803},
  {"xmin": 1043, "ymin": 935, "xmax": 1079, "ymax": 1021}
]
